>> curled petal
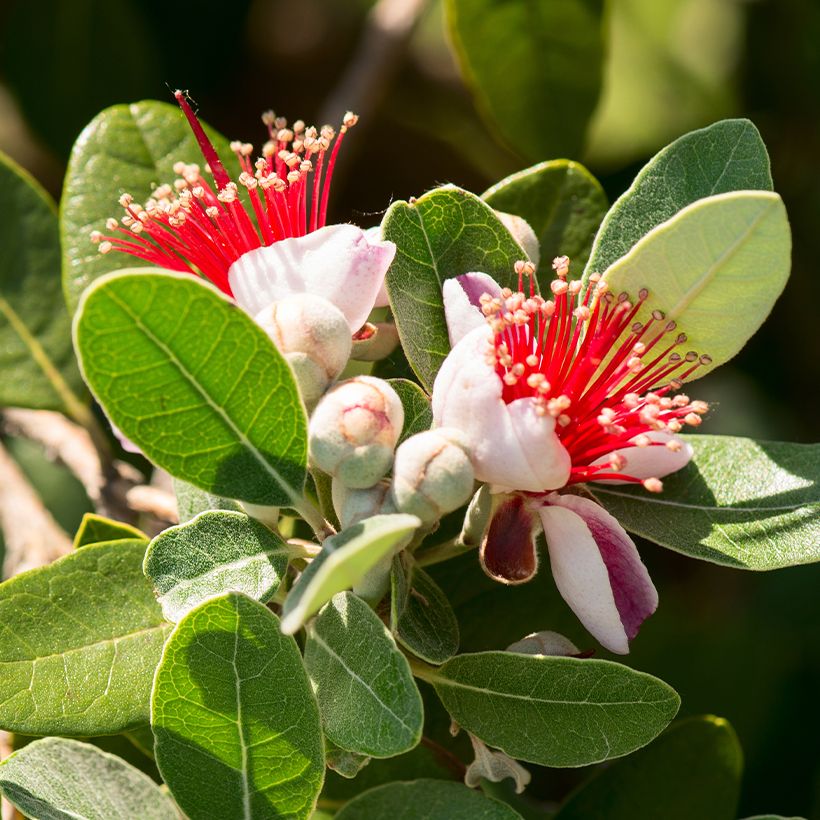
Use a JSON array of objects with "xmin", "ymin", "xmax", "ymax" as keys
[
  {"xmin": 442, "ymin": 272, "xmax": 503, "ymax": 347},
  {"xmin": 365, "ymin": 225, "xmax": 392, "ymax": 307},
  {"xmin": 537, "ymin": 493, "xmax": 657, "ymax": 654},
  {"xmin": 591, "ymin": 431, "xmax": 693, "ymax": 484},
  {"xmin": 495, "ymin": 211, "xmax": 540, "ymax": 267},
  {"xmin": 228, "ymin": 224, "xmax": 396, "ymax": 332},
  {"xmin": 480, "ymin": 495, "xmax": 538, "ymax": 584},
  {"xmin": 432, "ymin": 326, "xmax": 571, "ymax": 492}
]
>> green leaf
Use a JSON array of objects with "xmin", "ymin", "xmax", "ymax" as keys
[
  {"xmin": 334, "ymin": 779, "xmax": 523, "ymax": 820},
  {"xmin": 0, "ymin": 737, "xmax": 177, "ymax": 820},
  {"xmin": 383, "ymin": 185, "xmax": 525, "ymax": 391},
  {"xmin": 391, "ymin": 555, "xmax": 459, "ymax": 665},
  {"xmin": 585, "ymin": 119, "xmax": 773, "ymax": 279},
  {"xmin": 74, "ymin": 269, "xmax": 308, "ymax": 506},
  {"xmin": 389, "ymin": 379, "xmax": 433, "ymax": 445},
  {"xmin": 61, "ymin": 100, "xmax": 238, "ymax": 313},
  {"xmin": 0, "ymin": 540, "xmax": 171, "ymax": 735},
  {"xmin": 555, "ymin": 716, "xmax": 742, "ymax": 820},
  {"xmin": 422, "ymin": 652, "xmax": 679, "ymax": 767},
  {"xmin": 305, "ymin": 592, "xmax": 423, "ymax": 758},
  {"xmin": 152, "ymin": 592, "xmax": 324, "ymax": 820},
  {"xmin": 591, "ymin": 435, "xmax": 820, "ymax": 570},
  {"xmin": 143, "ymin": 510, "xmax": 290, "ymax": 622},
  {"xmin": 445, "ymin": 0, "xmax": 604, "ymax": 163},
  {"xmin": 600, "ymin": 191, "xmax": 790, "ymax": 377},
  {"xmin": 0, "ymin": 150, "xmax": 87, "ymax": 415},
  {"xmin": 482, "ymin": 160, "xmax": 608, "ymax": 272},
  {"xmin": 173, "ymin": 477, "xmax": 241, "ymax": 523},
  {"xmin": 73, "ymin": 512, "xmax": 147, "ymax": 548},
  {"xmin": 281, "ymin": 513, "xmax": 421, "ymax": 635}
]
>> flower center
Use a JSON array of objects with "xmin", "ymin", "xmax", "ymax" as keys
[
  {"xmin": 483, "ymin": 257, "xmax": 709, "ymax": 489},
  {"xmin": 90, "ymin": 90, "xmax": 357, "ymax": 296}
]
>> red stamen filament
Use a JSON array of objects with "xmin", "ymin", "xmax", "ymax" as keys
[
  {"xmin": 482, "ymin": 257, "xmax": 711, "ymax": 490},
  {"xmin": 90, "ymin": 93, "xmax": 359, "ymax": 297}
]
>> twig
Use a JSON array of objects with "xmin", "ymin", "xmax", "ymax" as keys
[
  {"xmin": 125, "ymin": 484, "xmax": 179, "ymax": 525},
  {"xmin": 3, "ymin": 408, "xmax": 139, "ymax": 522},
  {"xmin": 319, "ymin": 0, "xmax": 428, "ymax": 171},
  {"xmin": 0, "ymin": 439, "xmax": 72, "ymax": 576}
]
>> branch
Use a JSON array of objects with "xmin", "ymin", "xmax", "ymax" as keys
[
  {"xmin": 0, "ymin": 439, "xmax": 72, "ymax": 576},
  {"xmin": 319, "ymin": 0, "xmax": 428, "ymax": 172}
]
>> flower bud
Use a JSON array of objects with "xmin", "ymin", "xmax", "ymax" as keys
[
  {"xmin": 391, "ymin": 428, "xmax": 475, "ymax": 525},
  {"xmin": 254, "ymin": 293, "xmax": 352, "ymax": 406},
  {"xmin": 309, "ymin": 376, "xmax": 404, "ymax": 488},
  {"xmin": 350, "ymin": 321, "xmax": 400, "ymax": 361},
  {"xmin": 332, "ymin": 477, "xmax": 396, "ymax": 529}
]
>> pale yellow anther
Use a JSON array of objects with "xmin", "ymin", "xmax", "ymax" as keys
[
  {"xmin": 643, "ymin": 478, "xmax": 663, "ymax": 493},
  {"xmin": 90, "ymin": 230, "xmax": 103, "ymax": 243},
  {"xmin": 105, "ymin": 218, "xmax": 118, "ymax": 231},
  {"xmin": 343, "ymin": 111, "xmax": 359, "ymax": 128},
  {"xmin": 130, "ymin": 222, "xmax": 144, "ymax": 234},
  {"xmin": 623, "ymin": 392, "xmax": 640, "ymax": 408},
  {"xmin": 261, "ymin": 110, "xmax": 276, "ymax": 126},
  {"xmin": 691, "ymin": 400, "xmax": 709, "ymax": 414},
  {"xmin": 574, "ymin": 305, "xmax": 590, "ymax": 320},
  {"xmin": 551, "ymin": 280, "xmax": 569, "ymax": 296},
  {"xmin": 552, "ymin": 255, "xmax": 570, "ymax": 278},
  {"xmin": 118, "ymin": 193, "xmax": 133, "ymax": 208},
  {"xmin": 632, "ymin": 342, "xmax": 646, "ymax": 355},
  {"xmin": 293, "ymin": 120, "xmax": 306, "ymax": 134},
  {"xmin": 206, "ymin": 206, "xmax": 219, "ymax": 218},
  {"xmin": 503, "ymin": 372, "xmax": 519, "ymax": 386},
  {"xmin": 634, "ymin": 434, "xmax": 651, "ymax": 447},
  {"xmin": 627, "ymin": 356, "xmax": 643, "ymax": 372},
  {"xmin": 230, "ymin": 140, "xmax": 242, "ymax": 153},
  {"xmin": 277, "ymin": 129, "xmax": 294, "ymax": 142},
  {"xmin": 525, "ymin": 354, "xmax": 539, "ymax": 368},
  {"xmin": 557, "ymin": 413, "xmax": 571, "ymax": 427},
  {"xmin": 287, "ymin": 170, "xmax": 301, "ymax": 184},
  {"xmin": 684, "ymin": 412, "xmax": 702, "ymax": 426},
  {"xmin": 609, "ymin": 452, "xmax": 626, "ymax": 471},
  {"xmin": 274, "ymin": 116, "xmax": 287, "ymax": 130},
  {"xmin": 666, "ymin": 439, "xmax": 683, "ymax": 452},
  {"xmin": 99, "ymin": 241, "xmax": 113, "ymax": 254}
]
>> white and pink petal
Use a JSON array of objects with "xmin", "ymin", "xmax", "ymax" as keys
[
  {"xmin": 228, "ymin": 223, "xmax": 396, "ymax": 332},
  {"xmin": 442, "ymin": 272, "xmax": 503, "ymax": 347},
  {"xmin": 537, "ymin": 493, "xmax": 657, "ymax": 654}
]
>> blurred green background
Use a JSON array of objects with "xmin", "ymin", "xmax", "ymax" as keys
[{"xmin": 0, "ymin": 0, "xmax": 818, "ymax": 816}]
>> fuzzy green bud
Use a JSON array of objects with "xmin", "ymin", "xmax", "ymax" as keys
[
  {"xmin": 309, "ymin": 375, "xmax": 404, "ymax": 488},
  {"xmin": 391, "ymin": 428, "xmax": 475, "ymax": 525},
  {"xmin": 332, "ymin": 478, "xmax": 397, "ymax": 529},
  {"xmin": 255, "ymin": 293, "xmax": 352, "ymax": 406}
]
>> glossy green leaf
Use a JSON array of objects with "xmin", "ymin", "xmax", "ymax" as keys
[
  {"xmin": 383, "ymin": 185, "xmax": 525, "ymax": 390},
  {"xmin": 555, "ymin": 716, "xmax": 742, "ymax": 820},
  {"xmin": 61, "ymin": 100, "xmax": 238, "ymax": 313},
  {"xmin": 0, "ymin": 737, "xmax": 177, "ymax": 820},
  {"xmin": 585, "ymin": 119, "xmax": 772, "ymax": 279},
  {"xmin": 0, "ymin": 150, "xmax": 86, "ymax": 414},
  {"xmin": 446, "ymin": 0, "xmax": 604, "ymax": 163},
  {"xmin": 335, "ymin": 779, "xmax": 522, "ymax": 820},
  {"xmin": 143, "ymin": 510, "xmax": 290, "ymax": 622},
  {"xmin": 482, "ymin": 160, "xmax": 608, "ymax": 272},
  {"xmin": 0, "ymin": 540, "xmax": 171, "ymax": 735},
  {"xmin": 74, "ymin": 270, "xmax": 308, "ymax": 506},
  {"xmin": 391, "ymin": 555, "xmax": 459, "ymax": 665},
  {"xmin": 389, "ymin": 379, "xmax": 433, "ymax": 445},
  {"xmin": 281, "ymin": 513, "xmax": 421, "ymax": 634},
  {"xmin": 152, "ymin": 593, "xmax": 324, "ymax": 820},
  {"xmin": 591, "ymin": 436, "xmax": 820, "ymax": 569},
  {"xmin": 73, "ymin": 512, "xmax": 147, "ymax": 548},
  {"xmin": 600, "ymin": 191, "xmax": 790, "ymax": 378},
  {"xmin": 173, "ymin": 477, "xmax": 242, "ymax": 523},
  {"xmin": 305, "ymin": 592, "xmax": 423, "ymax": 758},
  {"xmin": 421, "ymin": 652, "xmax": 680, "ymax": 767}
]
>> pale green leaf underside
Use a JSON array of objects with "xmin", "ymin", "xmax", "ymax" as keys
[
  {"xmin": 152, "ymin": 593, "xmax": 324, "ymax": 820},
  {"xmin": 390, "ymin": 556, "xmax": 460, "ymax": 665},
  {"xmin": 74, "ymin": 269, "xmax": 307, "ymax": 506},
  {"xmin": 144, "ymin": 510, "xmax": 290, "ymax": 622},
  {"xmin": 281, "ymin": 513, "xmax": 421, "ymax": 635},
  {"xmin": 427, "ymin": 652, "xmax": 680, "ymax": 767},
  {"xmin": 60, "ymin": 99, "xmax": 239, "ymax": 313},
  {"xmin": 601, "ymin": 191, "xmax": 790, "ymax": 378},
  {"xmin": 585, "ymin": 118, "xmax": 772, "ymax": 280},
  {"xmin": 446, "ymin": 0, "xmax": 604, "ymax": 163},
  {"xmin": 334, "ymin": 778, "xmax": 523, "ymax": 819},
  {"xmin": 0, "ymin": 149, "xmax": 86, "ymax": 413},
  {"xmin": 555, "ymin": 716, "xmax": 742, "ymax": 820},
  {"xmin": 0, "ymin": 540, "xmax": 171, "ymax": 735},
  {"xmin": 482, "ymin": 159, "xmax": 608, "ymax": 273},
  {"xmin": 591, "ymin": 435, "xmax": 820, "ymax": 570},
  {"xmin": 0, "ymin": 737, "xmax": 177, "ymax": 820},
  {"xmin": 305, "ymin": 592, "xmax": 423, "ymax": 758},
  {"xmin": 383, "ymin": 185, "xmax": 526, "ymax": 391}
]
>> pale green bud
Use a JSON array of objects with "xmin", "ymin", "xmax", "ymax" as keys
[
  {"xmin": 254, "ymin": 293, "xmax": 352, "ymax": 406},
  {"xmin": 350, "ymin": 321, "xmax": 400, "ymax": 361},
  {"xmin": 309, "ymin": 376, "xmax": 404, "ymax": 489},
  {"xmin": 391, "ymin": 428, "xmax": 475, "ymax": 525},
  {"xmin": 332, "ymin": 477, "xmax": 397, "ymax": 529}
]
